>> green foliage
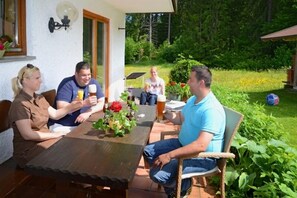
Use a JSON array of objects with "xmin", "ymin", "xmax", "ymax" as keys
[
  {"xmin": 125, "ymin": 1, "xmax": 297, "ymax": 70},
  {"xmin": 83, "ymin": 51, "xmax": 91, "ymax": 65},
  {"xmin": 169, "ymin": 55, "xmax": 201, "ymax": 83},
  {"xmin": 165, "ymin": 82, "xmax": 191, "ymax": 101},
  {"xmin": 125, "ymin": 37, "xmax": 138, "ymax": 63},
  {"xmin": 271, "ymin": 45, "xmax": 292, "ymax": 69},
  {"xmin": 157, "ymin": 40, "xmax": 179, "ymax": 63},
  {"xmin": 137, "ymin": 35, "xmax": 156, "ymax": 60},
  {"xmin": 211, "ymin": 86, "xmax": 297, "ymax": 197},
  {"xmin": 125, "ymin": 36, "xmax": 157, "ymax": 64}
]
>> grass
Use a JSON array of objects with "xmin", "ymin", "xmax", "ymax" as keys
[{"xmin": 125, "ymin": 64, "xmax": 297, "ymax": 147}]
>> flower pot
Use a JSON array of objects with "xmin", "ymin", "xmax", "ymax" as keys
[
  {"xmin": 168, "ymin": 93, "xmax": 180, "ymax": 101},
  {"xmin": 0, "ymin": 50, "xmax": 5, "ymax": 58},
  {"xmin": 181, "ymin": 96, "xmax": 188, "ymax": 102}
]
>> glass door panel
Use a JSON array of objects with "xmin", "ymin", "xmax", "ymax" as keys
[
  {"xmin": 83, "ymin": 11, "xmax": 109, "ymax": 96},
  {"xmin": 83, "ymin": 18, "xmax": 93, "ymax": 66},
  {"xmin": 96, "ymin": 21, "xmax": 105, "ymax": 92}
]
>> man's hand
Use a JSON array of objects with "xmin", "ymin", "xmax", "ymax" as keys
[
  {"xmin": 84, "ymin": 96, "xmax": 98, "ymax": 106},
  {"xmin": 153, "ymin": 153, "xmax": 171, "ymax": 169},
  {"xmin": 75, "ymin": 112, "xmax": 92, "ymax": 123}
]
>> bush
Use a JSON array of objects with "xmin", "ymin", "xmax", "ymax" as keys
[
  {"xmin": 125, "ymin": 36, "xmax": 158, "ymax": 63},
  {"xmin": 125, "ymin": 37, "xmax": 138, "ymax": 63},
  {"xmin": 271, "ymin": 45, "xmax": 292, "ymax": 69},
  {"xmin": 212, "ymin": 86, "xmax": 297, "ymax": 197},
  {"xmin": 169, "ymin": 55, "xmax": 202, "ymax": 83},
  {"xmin": 157, "ymin": 40, "xmax": 179, "ymax": 63}
]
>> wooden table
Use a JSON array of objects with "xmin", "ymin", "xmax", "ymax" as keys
[{"xmin": 25, "ymin": 105, "xmax": 156, "ymax": 197}]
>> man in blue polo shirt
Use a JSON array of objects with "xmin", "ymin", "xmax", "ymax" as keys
[
  {"xmin": 143, "ymin": 66, "xmax": 226, "ymax": 198},
  {"xmin": 51, "ymin": 61, "xmax": 104, "ymax": 127}
]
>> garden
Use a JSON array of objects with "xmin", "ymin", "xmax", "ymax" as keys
[
  {"xmin": 125, "ymin": 57, "xmax": 297, "ymax": 197},
  {"xmin": 123, "ymin": 2, "xmax": 297, "ymax": 196}
]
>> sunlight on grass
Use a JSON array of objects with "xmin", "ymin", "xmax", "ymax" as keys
[{"xmin": 212, "ymin": 70, "xmax": 286, "ymax": 92}]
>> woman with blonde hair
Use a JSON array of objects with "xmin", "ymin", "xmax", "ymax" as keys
[
  {"xmin": 9, "ymin": 64, "xmax": 83, "ymax": 168},
  {"xmin": 140, "ymin": 66, "xmax": 165, "ymax": 105}
]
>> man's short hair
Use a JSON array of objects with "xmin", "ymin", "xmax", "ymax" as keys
[
  {"xmin": 76, "ymin": 61, "xmax": 90, "ymax": 73},
  {"xmin": 191, "ymin": 65, "xmax": 212, "ymax": 88}
]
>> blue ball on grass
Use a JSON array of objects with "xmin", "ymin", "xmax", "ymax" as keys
[{"xmin": 266, "ymin": 93, "xmax": 279, "ymax": 106}]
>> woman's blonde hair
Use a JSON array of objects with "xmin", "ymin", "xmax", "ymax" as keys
[{"xmin": 11, "ymin": 64, "xmax": 40, "ymax": 97}]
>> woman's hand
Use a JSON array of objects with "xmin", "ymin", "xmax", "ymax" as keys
[
  {"xmin": 144, "ymin": 83, "xmax": 150, "ymax": 92},
  {"xmin": 70, "ymin": 99, "xmax": 84, "ymax": 110}
]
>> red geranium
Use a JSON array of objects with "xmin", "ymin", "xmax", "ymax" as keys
[
  {"xmin": 170, "ymin": 81, "xmax": 177, "ymax": 86},
  {"xmin": 109, "ymin": 101, "xmax": 122, "ymax": 112}
]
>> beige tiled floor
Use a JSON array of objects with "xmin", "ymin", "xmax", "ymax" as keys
[{"xmin": 128, "ymin": 121, "xmax": 218, "ymax": 198}]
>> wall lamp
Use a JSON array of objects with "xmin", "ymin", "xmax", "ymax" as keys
[{"xmin": 48, "ymin": 1, "xmax": 78, "ymax": 33}]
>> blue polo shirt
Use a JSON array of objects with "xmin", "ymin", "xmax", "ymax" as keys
[
  {"xmin": 52, "ymin": 76, "xmax": 104, "ymax": 126},
  {"xmin": 179, "ymin": 91, "xmax": 226, "ymax": 152}
]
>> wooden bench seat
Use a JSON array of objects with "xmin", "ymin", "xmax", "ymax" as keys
[{"xmin": 0, "ymin": 158, "xmax": 32, "ymax": 197}]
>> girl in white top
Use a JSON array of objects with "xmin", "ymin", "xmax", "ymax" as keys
[{"xmin": 140, "ymin": 67, "xmax": 165, "ymax": 105}]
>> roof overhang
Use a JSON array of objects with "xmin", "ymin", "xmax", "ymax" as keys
[
  {"xmin": 261, "ymin": 25, "xmax": 297, "ymax": 41},
  {"xmin": 102, "ymin": 0, "xmax": 177, "ymax": 13}
]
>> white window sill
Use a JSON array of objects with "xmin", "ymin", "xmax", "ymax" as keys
[{"xmin": 0, "ymin": 56, "xmax": 36, "ymax": 63}]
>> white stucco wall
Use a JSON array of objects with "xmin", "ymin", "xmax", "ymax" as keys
[
  {"xmin": 0, "ymin": 0, "xmax": 125, "ymax": 163},
  {"xmin": 0, "ymin": 0, "xmax": 125, "ymax": 101}
]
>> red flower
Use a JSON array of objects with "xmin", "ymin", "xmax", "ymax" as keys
[
  {"xmin": 170, "ymin": 81, "xmax": 177, "ymax": 86},
  {"xmin": 0, "ymin": 43, "xmax": 4, "ymax": 50},
  {"xmin": 180, "ymin": 83, "xmax": 186, "ymax": 88},
  {"xmin": 109, "ymin": 101, "xmax": 122, "ymax": 112}
]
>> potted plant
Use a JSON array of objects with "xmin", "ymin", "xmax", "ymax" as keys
[
  {"xmin": 166, "ymin": 81, "xmax": 182, "ymax": 100},
  {"xmin": 0, "ymin": 35, "xmax": 12, "ymax": 58},
  {"xmin": 180, "ymin": 83, "xmax": 191, "ymax": 102},
  {"xmin": 92, "ymin": 91, "xmax": 138, "ymax": 137},
  {"xmin": 166, "ymin": 81, "xmax": 192, "ymax": 101}
]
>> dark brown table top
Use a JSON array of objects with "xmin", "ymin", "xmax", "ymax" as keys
[
  {"xmin": 67, "ymin": 105, "xmax": 156, "ymax": 146},
  {"xmin": 25, "ymin": 105, "xmax": 156, "ymax": 190}
]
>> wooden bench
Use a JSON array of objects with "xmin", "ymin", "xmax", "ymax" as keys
[
  {"xmin": 0, "ymin": 158, "xmax": 32, "ymax": 197},
  {"xmin": 41, "ymin": 89, "xmax": 56, "ymax": 107},
  {"xmin": 0, "ymin": 100, "xmax": 32, "ymax": 196}
]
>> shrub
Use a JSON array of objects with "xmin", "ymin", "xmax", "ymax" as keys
[
  {"xmin": 157, "ymin": 40, "xmax": 179, "ymax": 63},
  {"xmin": 211, "ymin": 86, "xmax": 297, "ymax": 197},
  {"xmin": 125, "ymin": 37, "xmax": 138, "ymax": 63},
  {"xmin": 271, "ymin": 45, "xmax": 292, "ymax": 69},
  {"xmin": 169, "ymin": 55, "xmax": 202, "ymax": 83}
]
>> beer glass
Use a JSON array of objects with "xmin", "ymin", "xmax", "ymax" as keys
[
  {"xmin": 157, "ymin": 95, "xmax": 166, "ymax": 122},
  {"xmin": 77, "ymin": 89, "xmax": 84, "ymax": 100},
  {"xmin": 88, "ymin": 84, "xmax": 97, "ymax": 97}
]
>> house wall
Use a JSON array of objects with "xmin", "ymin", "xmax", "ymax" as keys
[{"xmin": 0, "ymin": 0, "xmax": 126, "ymax": 164}]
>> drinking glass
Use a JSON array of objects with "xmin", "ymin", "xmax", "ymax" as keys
[
  {"xmin": 77, "ymin": 89, "xmax": 84, "ymax": 100},
  {"xmin": 88, "ymin": 84, "xmax": 97, "ymax": 96},
  {"xmin": 156, "ymin": 95, "xmax": 166, "ymax": 122}
]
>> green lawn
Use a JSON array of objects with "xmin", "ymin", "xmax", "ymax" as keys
[{"xmin": 126, "ymin": 64, "xmax": 297, "ymax": 147}]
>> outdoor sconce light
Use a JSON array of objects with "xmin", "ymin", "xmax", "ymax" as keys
[{"xmin": 48, "ymin": 1, "xmax": 78, "ymax": 33}]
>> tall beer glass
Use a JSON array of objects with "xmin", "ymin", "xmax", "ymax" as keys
[
  {"xmin": 88, "ymin": 84, "xmax": 97, "ymax": 96},
  {"xmin": 157, "ymin": 95, "xmax": 166, "ymax": 122}
]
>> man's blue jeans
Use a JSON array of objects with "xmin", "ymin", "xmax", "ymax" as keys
[
  {"xmin": 143, "ymin": 138, "xmax": 217, "ymax": 196},
  {"xmin": 140, "ymin": 92, "xmax": 157, "ymax": 105}
]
